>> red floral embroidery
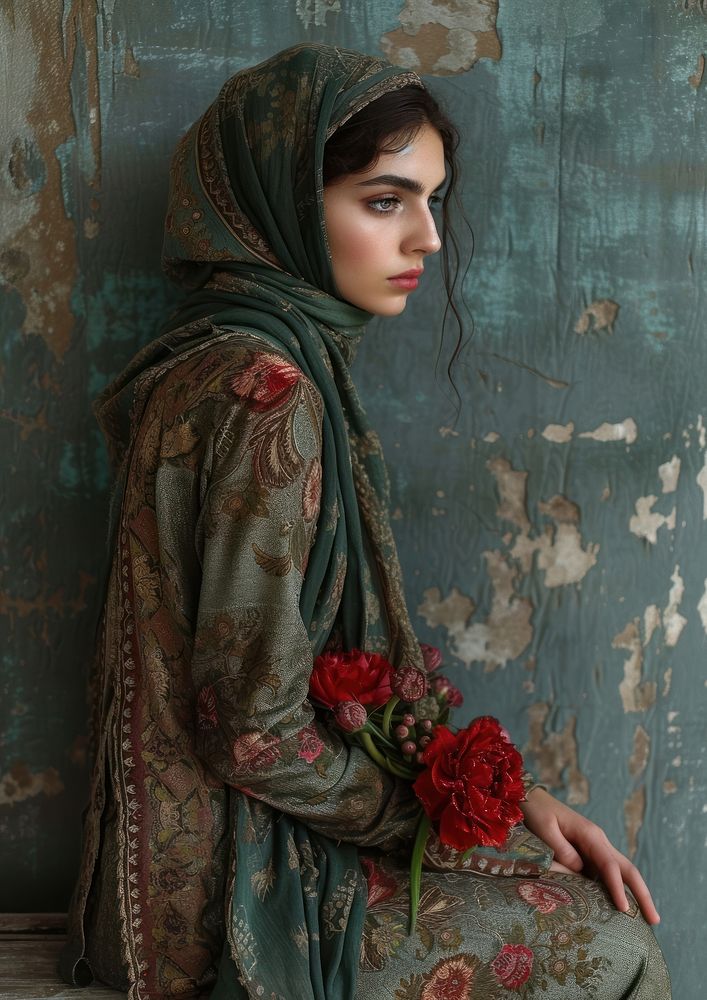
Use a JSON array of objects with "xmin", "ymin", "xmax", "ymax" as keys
[
  {"xmin": 490, "ymin": 943, "xmax": 534, "ymax": 989},
  {"xmin": 302, "ymin": 457, "xmax": 322, "ymax": 522},
  {"xmin": 517, "ymin": 880, "xmax": 573, "ymax": 914},
  {"xmin": 196, "ymin": 686, "xmax": 218, "ymax": 729},
  {"xmin": 420, "ymin": 954, "xmax": 477, "ymax": 999},
  {"xmin": 360, "ymin": 857, "xmax": 397, "ymax": 908},
  {"xmin": 232, "ymin": 731, "xmax": 281, "ymax": 771},
  {"xmin": 296, "ymin": 724, "xmax": 324, "ymax": 763},
  {"xmin": 230, "ymin": 353, "xmax": 301, "ymax": 410}
]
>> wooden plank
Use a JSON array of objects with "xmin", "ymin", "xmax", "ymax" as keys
[
  {"xmin": 0, "ymin": 916, "xmax": 66, "ymax": 935},
  {"xmin": 0, "ymin": 937, "xmax": 126, "ymax": 1000}
]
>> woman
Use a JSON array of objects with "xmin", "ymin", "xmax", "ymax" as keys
[{"xmin": 61, "ymin": 43, "xmax": 670, "ymax": 999}]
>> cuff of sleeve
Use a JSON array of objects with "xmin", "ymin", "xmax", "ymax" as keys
[{"xmin": 522, "ymin": 769, "xmax": 547, "ymax": 799}]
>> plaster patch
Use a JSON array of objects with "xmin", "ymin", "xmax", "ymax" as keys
[
  {"xmin": 0, "ymin": 761, "xmax": 64, "ymax": 806},
  {"xmin": 483, "ymin": 431, "xmax": 500, "ymax": 443},
  {"xmin": 697, "ymin": 414, "xmax": 705, "ymax": 449},
  {"xmin": 123, "ymin": 45, "xmax": 140, "ymax": 77},
  {"xmin": 295, "ymin": 0, "xmax": 340, "ymax": 29},
  {"xmin": 418, "ymin": 551, "xmax": 533, "ymax": 671},
  {"xmin": 624, "ymin": 785, "xmax": 645, "ymax": 858},
  {"xmin": 612, "ymin": 620, "xmax": 657, "ymax": 713},
  {"xmin": 574, "ymin": 299, "xmax": 619, "ymax": 335},
  {"xmin": 541, "ymin": 421, "xmax": 574, "ymax": 443},
  {"xmin": 697, "ymin": 454, "xmax": 707, "ymax": 519},
  {"xmin": 697, "ymin": 579, "xmax": 707, "ymax": 635},
  {"xmin": 381, "ymin": 0, "xmax": 500, "ymax": 76},
  {"xmin": 526, "ymin": 702, "xmax": 589, "ymax": 804},
  {"xmin": 579, "ymin": 418, "xmax": 637, "ymax": 444},
  {"xmin": 628, "ymin": 725, "xmax": 650, "ymax": 778},
  {"xmin": 663, "ymin": 566, "xmax": 687, "ymax": 648},
  {"xmin": 658, "ymin": 455, "xmax": 681, "ymax": 494},
  {"xmin": 629, "ymin": 495, "xmax": 676, "ymax": 544}
]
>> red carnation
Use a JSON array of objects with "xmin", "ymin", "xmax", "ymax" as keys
[
  {"xmin": 334, "ymin": 700, "xmax": 368, "ymax": 733},
  {"xmin": 309, "ymin": 649, "xmax": 393, "ymax": 709},
  {"xmin": 412, "ymin": 716, "xmax": 525, "ymax": 851},
  {"xmin": 490, "ymin": 943, "xmax": 533, "ymax": 989},
  {"xmin": 419, "ymin": 642, "xmax": 442, "ymax": 672},
  {"xmin": 392, "ymin": 665, "xmax": 427, "ymax": 702}
]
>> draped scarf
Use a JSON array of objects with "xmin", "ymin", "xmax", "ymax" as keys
[{"xmin": 95, "ymin": 43, "xmax": 428, "ymax": 999}]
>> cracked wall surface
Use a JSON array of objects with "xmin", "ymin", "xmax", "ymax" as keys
[{"xmin": 1, "ymin": 2, "xmax": 704, "ymax": 992}]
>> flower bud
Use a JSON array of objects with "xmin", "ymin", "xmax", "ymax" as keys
[
  {"xmin": 393, "ymin": 666, "xmax": 427, "ymax": 703},
  {"xmin": 431, "ymin": 675, "xmax": 464, "ymax": 708},
  {"xmin": 402, "ymin": 713, "xmax": 416, "ymax": 727},
  {"xmin": 419, "ymin": 735, "xmax": 431, "ymax": 748},
  {"xmin": 419, "ymin": 718, "xmax": 433, "ymax": 732},
  {"xmin": 394, "ymin": 724, "xmax": 410, "ymax": 741},
  {"xmin": 416, "ymin": 751, "xmax": 425, "ymax": 764},
  {"xmin": 334, "ymin": 700, "xmax": 367, "ymax": 733},
  {"xmin": 401, "ymin": 740, "xmax": 417, "ymax": 756},
  {"xmin": 419, "ymin": 642, "xmax": 443, "ymax": 672}
]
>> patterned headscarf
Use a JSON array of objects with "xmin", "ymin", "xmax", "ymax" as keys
[{"xmin": 99, "ymin": 43, "xmax": 427, "ymax": 667}]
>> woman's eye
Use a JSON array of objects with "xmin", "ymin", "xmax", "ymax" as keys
[{"xmin": 368, "ymin": 195, "xmax": 401, "ymax": 214}]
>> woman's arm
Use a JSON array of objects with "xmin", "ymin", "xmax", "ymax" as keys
[
  {"xmin": 521, "ymin": 787, "xmax": 661, "ymax": 925},
  {"xmin": 170, "ymin": 351, "xmax": 420, "ymax": 849}
]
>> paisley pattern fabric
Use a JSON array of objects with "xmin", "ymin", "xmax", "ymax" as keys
[{"xmin": 60, "ymin": 43, "xmax": 670, "ymax": 1000}]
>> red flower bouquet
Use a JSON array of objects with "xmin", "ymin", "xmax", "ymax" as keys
[{"xmin": 308, "ymin": 645, "xmax": 527, "ymax": 932}]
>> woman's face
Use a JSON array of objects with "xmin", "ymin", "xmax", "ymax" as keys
[{"xmin": 323, "ymin": 123, "xmax": 446, "ymax": 316}]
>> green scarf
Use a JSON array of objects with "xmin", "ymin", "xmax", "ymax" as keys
[{"xmin": 98, "ymin": 43, "xmax": 428, "ymax": 999}]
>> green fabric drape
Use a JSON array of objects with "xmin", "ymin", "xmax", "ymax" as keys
[{"xmin": 93, "ymin": 43, "xmax": 426, "ymax": 1000}]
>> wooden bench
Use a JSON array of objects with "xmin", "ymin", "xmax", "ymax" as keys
[{"xmin": 0, "ymin": 916, "xmax": 125, "ymax": 1000}]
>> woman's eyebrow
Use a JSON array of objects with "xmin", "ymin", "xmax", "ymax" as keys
[{"xmin": 355, "ymin": 173, "xmax": 446, "ymax": 194}]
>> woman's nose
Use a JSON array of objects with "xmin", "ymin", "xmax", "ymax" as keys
[{"xmin": 404, "ymin": 205, "xmax": 442, "ymax": 256}]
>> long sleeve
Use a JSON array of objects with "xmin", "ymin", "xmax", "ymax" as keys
[{"xmin": 153, "ymin": 343, "xmax": 420, "ymax": 850}]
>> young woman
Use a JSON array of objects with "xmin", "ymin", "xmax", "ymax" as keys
[{"xmin": 61, "ymin": 43, "xmax": 670, "ymax": 999}]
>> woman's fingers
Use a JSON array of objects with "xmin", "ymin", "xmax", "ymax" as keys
[{"xmin": 589, "ymin": 843, "xmax": 661, "ymax": 925}]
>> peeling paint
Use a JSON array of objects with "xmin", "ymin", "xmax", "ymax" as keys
[
  {"xmin": 512, "ymin": 496, "xmax": 599, "ymax": 588},
  {"xmin": 0, "ymin": 2, "xmax": 102, "ymax": 358},
  {"xmin": 663, "ymin": 565, "xmax": 687, "ymax": 648},
  {"xmin": 628, "ymin": 725, "xmax": 650, "ymax": 778},
  {"xmin": 579, "ymin": 418, "xmax": 637, "ymax": 444},
  {"xmin": 658, "ymin": 455, "xmax": 681, "ymax": 493},
  {"xmin": 295, "ymin": 0, "xmax": 341, "ymax": 29},
  {"xmin": 613, "ymin": 620, "xmax": 657, "ymax": 713},
  {"xmin": 541, "ymin": 421, "xmax": 574, "ymax": 443},
  {"xmin": 629, "ymin": 495, "xmax": 676, "ymax": 544},
  {"xmin": 419, "ymin": 550, "xmax": 533, "ymax": 670},
  {"xmin": 624, "ymin": 785, "xmax": 645, "ymax": 858},
  {"xmin": 487, "ymin": 457, "xmax": 529, "ymax": 532},
  {"xmin": 688, "ymin": 52, "xmax": 705, "ymax": 88},
  {"xmin": 380, "ymin": 0, "xmax": 500, "ymax": 76},
  {"xmin": 697, "ymin": 454, "xmax": 707, "ymax": 519},
  {"xmin": 0, "ymin": 762, "xmax": 64, "ymax": 806},
  {"xmin": 526, "ymin": 702, "xmax": 589, "ymax": 805},
  {"xmin": 574, "ymin": 299, "xmax": 619, "ymax": 334},
  {"xmin": 697, "ymin": 580, "xmax": 707, "ymax": 635},
  {"xmin": 643, "ymin": 604, "xmax": 661, "ymax": 646}
]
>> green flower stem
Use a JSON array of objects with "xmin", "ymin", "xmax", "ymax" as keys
[
  {"xmin": 359, "ymin": 731, "xmax": 418, "ymax": 780},
  {"xmin": 408, "ymin": 813, "xmax": 431, "ymax": 935},
  {"xmin": 363, "ymin": 718, "xmax": 397, "ymax": 751},
  {"xmin": 382, "ymin": 696, "xmax": 400, "ymax": 739},
  {"xmin": 359, "ymin": 730, "xmax": 394, "ymax": 771}
]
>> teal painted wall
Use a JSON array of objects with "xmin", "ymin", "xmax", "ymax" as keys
[{"xmin": 1, "ymin": 2, "xmax": 705, "ymax": 995}]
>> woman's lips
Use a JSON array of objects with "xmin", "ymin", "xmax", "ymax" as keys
[{"xmin": 388, "ymin": 269, "xmax": 423, "ymax": 291}]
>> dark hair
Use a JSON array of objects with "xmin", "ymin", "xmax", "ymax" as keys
[{"xmin": 323, "ymin": 85, "xmax": 472, "ymax": 403}]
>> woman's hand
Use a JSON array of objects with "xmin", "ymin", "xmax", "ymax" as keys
[{"xmin": 520, "ymin": 787, "xmax": 660, "ymax": 925}]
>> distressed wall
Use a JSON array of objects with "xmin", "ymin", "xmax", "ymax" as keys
[{"xmin": 1, "ymin": 2, "xmax": 705, "ymax": 995}]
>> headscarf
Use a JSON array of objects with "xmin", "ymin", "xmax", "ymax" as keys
[{"xmin": 95, "ymin": 43, "xmax": 430, "ymax": 999}]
